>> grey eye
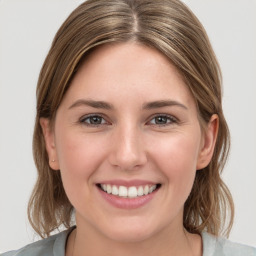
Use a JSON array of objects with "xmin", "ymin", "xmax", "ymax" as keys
[
  {"xmin": 81, "ymin": 115, "xmax": 107, "ymax": 126},
  {"xmin": 88, "ymin": 116, "xmax": 103, "ymax": 124},
  {"xmin": 149, "ymin": 115, "xmax": 177, "ymax": 125},
  {"xmin": 154, "ymin": 116, "xmax": 168, "ymax": 124}
]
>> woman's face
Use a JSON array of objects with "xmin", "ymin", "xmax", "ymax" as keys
[{"xmin": 42, "ymin": 43, "xmax": 217, "ymax": 242}]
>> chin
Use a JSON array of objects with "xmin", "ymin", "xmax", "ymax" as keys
[
  {"xmin": 106, "ymin": 230, "xmax": 153, "ymax": 243},
  {"xmin": 100, "ymin": 219, "xmax": 161, "ymax": 243}
]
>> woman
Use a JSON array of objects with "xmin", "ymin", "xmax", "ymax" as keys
[{"xmin": 2, "ymin": 0, "xmax": 256, "ymax": 255}]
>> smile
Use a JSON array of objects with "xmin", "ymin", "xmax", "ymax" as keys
[{"xmin": 98, "ymin": 184, "xmax": 161, "ymax": 198}]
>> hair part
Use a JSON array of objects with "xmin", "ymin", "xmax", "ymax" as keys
[{"xmin": 28, "ymin": 0, "xmax": 234, "ymax": 238}]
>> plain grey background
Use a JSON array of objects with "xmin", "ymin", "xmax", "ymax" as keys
[{"xmin": 0, "ymin": 0, "xmax": 255, "ymax": 252}]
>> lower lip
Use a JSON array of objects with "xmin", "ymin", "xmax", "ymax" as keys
[{"xmin": 97, "ymin": 186, "xmax": 158, "ymax": 209}]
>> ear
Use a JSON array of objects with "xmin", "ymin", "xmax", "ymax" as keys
[
  {"xmin": 40, "ymin": 118, "xmax": 60, "ymax": 170},
  {"xmin": 196, "ymin": 114, "xmax": 219, "ymax": 170}
]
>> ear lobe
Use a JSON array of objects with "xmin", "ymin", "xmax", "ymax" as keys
[
  {"xmin": 196, "ymin": 114, "xmax": 219, "ymax": 170},
  {"xmin": 40, "ymin": 118, "xmax": 59, "ymax": 170}
]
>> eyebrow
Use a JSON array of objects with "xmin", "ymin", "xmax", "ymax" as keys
[
  {"xmin": 68, "ymin": 99, "xmax": 114, "ymax": 110},
  {"xmin": 142, "ymin": 100, "xmax": 188, "ymax": 110},
  {"xmin": 68, "ymin": 99, "xmax": 188, "ymax": 111}
]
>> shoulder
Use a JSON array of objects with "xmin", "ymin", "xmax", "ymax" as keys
[
  {"xmin": 202, "ymin": 232, "xmax": 256, "ymax": 256},
  {"xmin": 1, "ymin": 228, "xmax": 74, "ymax": 256}
]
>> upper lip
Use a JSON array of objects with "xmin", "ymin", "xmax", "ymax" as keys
[{"xmin": 96, "ymin": 179, "xmax": 160, "ymax": 187}]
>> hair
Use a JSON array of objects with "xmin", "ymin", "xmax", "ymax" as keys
[{"xmin": 28, "ymin": 0, "xmax": 234, "ymax": 238}]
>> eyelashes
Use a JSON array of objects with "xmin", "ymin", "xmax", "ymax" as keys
[
  {"xmin": 147, "ymin": 115, "xmax": 178, "ymax": 126},
  {"xmin": 79, "ymin": 114, "xmax": 108, "ymax": 126},
  {"xmin": 79, "ymin": 113, "xmax": 178, "ymax": 127}
]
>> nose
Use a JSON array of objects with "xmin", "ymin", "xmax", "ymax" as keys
[{"xmin": 108, "ymin": 125, "xmax": 147, "ymax": 171}]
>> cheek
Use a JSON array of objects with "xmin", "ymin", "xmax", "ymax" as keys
[
  {"xmin": 54, "ymin": 129, "xmax": 107, "ymax": 200},
  {"xmin": 150, "ymin": 130, "xmax": 201, "ymax": 167},
  {"xmin": 148, "ymin": 131, "xmax": 201, "ymax": 194},
  {"xmin": 56, "ymin": 128, "xmax": 106, "ymax": 172}
]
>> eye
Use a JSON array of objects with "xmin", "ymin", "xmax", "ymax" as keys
[
  {"xmin": 80, "ymin": 115, "xmax": 108, "ymax": 126},
  {"xmin": 148, "ymin": 114, "xmax": 177, "ymax": 126}
]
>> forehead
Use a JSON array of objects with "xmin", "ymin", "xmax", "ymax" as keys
[
  {"xmin": 63, "ymin": 42, "xmax": 195, "ymax": 109},
  {"xmin": 79, "ymin": 42, "xmax": 183, "ymax": 81}
]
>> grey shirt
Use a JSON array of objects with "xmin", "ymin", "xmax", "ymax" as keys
[{"xmin": 2, "ymin": 228, "xmax": 256, "ymax": 256}]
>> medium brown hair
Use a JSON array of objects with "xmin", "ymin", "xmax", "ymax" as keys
[{"xmin": 28, "ymin": 0, "xmax": 234, "ymax": 238}]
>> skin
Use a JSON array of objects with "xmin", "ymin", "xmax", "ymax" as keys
[{"xmin": 41, "ymin": 43, "xmax": 218, "ymax": 256}]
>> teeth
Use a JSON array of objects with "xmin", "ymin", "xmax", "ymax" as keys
[
  {"xmin": 119, "ymin": 186, "xmax": 128, "ymax": 197},
  {"xmin": 138, "ymin": 186, "xmax": 144, "ymax": 196},
  {"xmin": 112, "ymin": 185, "xmax": 118, "ymax": 195},
  {"xmin": 144, "ymin": 185, "xmax": 149, "ymax": 195},
  {"xmin": 128, "ymin": 186, "xmax": 137, "ymax": 198},
  {"xmin": 107, "ymin": 184, "xmax": 112, "ymax": 194},
  {"xmin": 100, "ymin": 184, "xmax": 158, "ymax": 198},
  {"xmin": 149, "ymin": 185, "xmax": 157, "ymax": 193}
]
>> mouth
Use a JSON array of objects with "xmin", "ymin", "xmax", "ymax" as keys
[{"xmin": 97, "ymin": 183, "xmax": 161, "ymax": 199}]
